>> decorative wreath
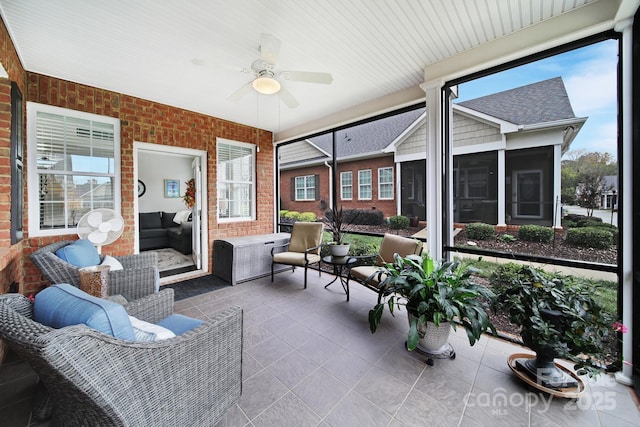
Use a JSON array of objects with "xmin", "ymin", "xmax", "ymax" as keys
[{"xmin": 183, "ymin": 178, "xmax": 195, "ymax": 208}]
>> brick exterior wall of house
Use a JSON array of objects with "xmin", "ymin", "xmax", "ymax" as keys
[
  {"xmin": 0, "ymin": 17, "xmax": 276, "ymax": 295},
  {"xmin": 279, "ymin": 155, "xmax": 397, "ymax": 220}
]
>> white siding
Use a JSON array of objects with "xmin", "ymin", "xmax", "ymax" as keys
[
  {"xmin": 397, "ymin": 123, "xmax": 427, "ymax": 156},
  {"xmin": 279, "ymin": 141, "xmax": 327, "ymax": 164}
]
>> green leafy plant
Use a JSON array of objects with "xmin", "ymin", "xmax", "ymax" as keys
[
  {"xmin": 369, "ymin": 254, "xmax": 496, "ymax": 350},
  {"xmin": 297, "ymin": 211, "xmax": 317, "ymax": 222},
  {"xmin": 493, "ymin": 265, "xmax": 617, "ymax": 376},
  {"xmin": 566, "ymin": 227, "xmax": 614, "ymax": 249},
  {"xmin": 518, "ymin": 225, "xmax": 553, "ymax": 242},
  {"xmin": 498, "ymin": 233, "xmax": 516, "ymax": 243},
  {"xmin": 389, "ymin": 215, "xmax": 410, "ymax": 230}
]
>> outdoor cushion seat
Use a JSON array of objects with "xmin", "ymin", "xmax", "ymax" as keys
[
  {"xmin": 271, "ymin": 221, "xmax": 324, "ymax": 289},
  {"xmin": 0, "ymin": 286, "xmax": 242, "ymax": 426},
  {"xmin": 30, "ymin": 240, "xmax": 159, "ymax": 301},
  {"xmin": 346, "ymin": 233, "xmax": 422, "ymax": 300}
]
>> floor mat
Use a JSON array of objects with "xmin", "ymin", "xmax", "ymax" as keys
[
  {"xmin": 160, "ymin": 274, "xmax": 230, "ymax": 301},
  {"xmin": 152, "ymin": 248, "xmax": 195, "ymax": 272}
]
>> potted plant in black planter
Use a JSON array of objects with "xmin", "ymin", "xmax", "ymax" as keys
[
  {"xmin": 493, "ymin": 265, "xmax": 618, "ymax": 392},
  {"xmin": 368, "ymin": 254, "xmax": 496, "ymax": 357},
  {"xmin": 322, "ymin": 205, "xmax": 352, "ymax": 257}
]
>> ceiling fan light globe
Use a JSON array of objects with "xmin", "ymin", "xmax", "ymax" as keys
[{"xmin": 252, "ymin": 76, "xmax": 281, "ymax": 94}]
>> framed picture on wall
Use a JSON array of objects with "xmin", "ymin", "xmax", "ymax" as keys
[{"xmin": 164, "ymin": 179, "xmax": 180, "ymax": 198}]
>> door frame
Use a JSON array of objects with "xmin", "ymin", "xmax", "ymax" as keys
[
  {"xmin": 133, "ymin": 141, "xmax": 209, "ymax": 280},
  {"xmin": 512, "ymin": 169, "xmax": 543, "ymax": 219}
]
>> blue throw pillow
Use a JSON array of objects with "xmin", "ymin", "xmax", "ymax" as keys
[
  {"xmin": 55, "ymin": 239, "xmax": 101, "ymax": 268},
  {"xmin": 34, "ymin": 284, "xmax": 136, "ymax": 341},
  {"xmin": 156, "ymin": 314, "xmax": 204, "ymax": 335}
]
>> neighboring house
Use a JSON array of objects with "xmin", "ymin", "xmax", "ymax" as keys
[
  {"xmin": 280, "ymin": 77, "xmax": 586, "ymax": 228},
  {"xmin": 600, "ymin": 175, "xmax": 619, "ymax": 209}
]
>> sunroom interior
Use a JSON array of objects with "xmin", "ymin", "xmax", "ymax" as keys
[{"xmin": 0, "ymin": 0, "xmax": 638, "ymax": 412}]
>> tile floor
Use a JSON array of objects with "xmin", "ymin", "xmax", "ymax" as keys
[{"xmin": 1, "ymin": 267, "xmax": 639, "ymax": 426}]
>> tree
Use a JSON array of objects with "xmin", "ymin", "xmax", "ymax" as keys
[{"xmin": 562, "ymin": 150, "xmax": 617, "ymax": 216}]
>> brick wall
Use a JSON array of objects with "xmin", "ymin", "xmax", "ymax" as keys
[
  {"xmin": 280, "ymin": 156, "xmax": 397, "ymax": 220},
  {"xmin": 0, "ymin": 17, "xmax": 28, "ymax": 294},
  {"xmin": 23, "ymin": 75, "xmax": 275, "ymax": 292},
  {"xmin": 0, "ymin": 16, "xmax": 276, "ymax": 294}
]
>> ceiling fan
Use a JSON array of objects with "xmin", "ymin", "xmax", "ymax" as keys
[{"xmin": 228, "ymin": 34, "xmax": 333, "ymax": 108}]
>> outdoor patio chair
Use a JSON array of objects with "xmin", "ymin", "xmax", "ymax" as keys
[
  {"xmin": 30, "ymin": 240, "xmax": 159, "ymax": 300},
  {"xmin": 345, "ymin": 233, "xmax": 422, "ymax": 301},
  {"xmin": 0, "ymin": 286, "xmax": 243, "ymax": 426},
  {"xmin": 271, "ymin": 221, "xmax": 324, "ymax": 288}
]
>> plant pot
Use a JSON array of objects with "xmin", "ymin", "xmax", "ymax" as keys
[
  {"xmin": 327, "ymin": 243, "xmax": 350, "ymax": 257},
  {"xmin": 409, "ymin": 314, "xmax": 451, "ymax": 353}
]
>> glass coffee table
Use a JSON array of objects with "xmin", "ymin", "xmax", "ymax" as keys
[{"xmin": 322, "ymin": 255, "xmax": 357, "ymax": 295}]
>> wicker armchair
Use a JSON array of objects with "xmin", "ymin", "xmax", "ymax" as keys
[
  {"xmin": 0, "ymin": 289, "xmax": 243, "ymax": 426},
  {"xmin": 30, "ymin": 240, "xmax": 159, "ymax": 300}
]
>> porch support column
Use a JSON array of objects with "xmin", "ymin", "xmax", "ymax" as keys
[
  {"xmin": 553, "ymin": 144, "xmax": 562, "ymax": 229},
  {"xmin": 420, "ymin": 79, "xmax": 445, "ymax": 260},
  {"xmin": 615, "ymin": 17, "xmax": 634, "ymax": 386},
  {"xmin": 497, "ymin": 149, "xmax": 506, "ymax": 227}
]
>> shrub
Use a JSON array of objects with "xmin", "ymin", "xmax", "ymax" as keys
[
  {"xmin": 564, "ymin": 214, "xmax": 602, "ymax": 223},
  {"xmin": 566, "ymin": 227, "xmax": 614, "ymax": 249},
  {"xmin": 297, "ymin": 212, "xmax": 317, "ymax": 222},
  {"xmin": 389, "ymin": 215, "xmax": 410, "ymax": 230},
  {"xmin": 518, "ymin": 225, "xmax": 553, "ymax": 243},
  {"xmin": 489, "ymin": 262, "xmax": 540, "ymax": 295},
  {"xmin": 346, "ymin": 209, "xmax": 384, "ymax": 225},
  {"xmin": 577, "ymin": 219, "xmax": 606, "ymax": 228},
  {"xmin": 279, "ymin": 210, "xmax": 289, "ymax": 217},
  {"xmin": 465, "ymin": 223, "xmax": 495, "ymax": 240},
  {"xmin": 562, "ymin": 219, "xmax": 577, "ymax": 229},
  {"xmin": 283, "ymin": 210, "xmax": 300, "ymax": 221}
]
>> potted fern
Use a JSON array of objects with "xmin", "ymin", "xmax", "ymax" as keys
[{"xmin": 368, "ymin": 254, "xmax": 496, "ymax": 353}]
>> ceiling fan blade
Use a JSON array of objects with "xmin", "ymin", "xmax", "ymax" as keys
[
  {"xmin": 280, "ymin": 70, "xmax": 333, "ymax": 84},
  {"xmin": 279, "ymin": 86, "xmax": 299, "ymax": 108},
  {"xmin": 260, "ymin": 33, "xmax": 281, "ymax": 65},
  {"xmin": 227, "ymin": 83, "xmax": 253, "ymax": 101}
]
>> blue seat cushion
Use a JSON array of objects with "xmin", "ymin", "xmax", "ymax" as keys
[
  {"xmin": 55, "ymin": 239, "xmax": 101, "ymax": 268},
  {"xmin": 156, "ymin": 314, "xmax": 204, "ymax": 336},
  {"xmin": 34, "ymin": 284, "xmax": 136, "ymax": 341}
]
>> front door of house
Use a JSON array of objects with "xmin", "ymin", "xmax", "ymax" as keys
[{"xmin": 512, "ymin": 170, "xmax": 543, "ymax": 218}]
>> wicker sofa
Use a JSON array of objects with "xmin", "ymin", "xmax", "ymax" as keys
[{"xmin": 0, "ymin": 288, "xmax": 243, "ymax": 426}]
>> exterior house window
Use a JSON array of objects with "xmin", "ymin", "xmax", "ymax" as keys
[
  {"xmin": 27, "ymin": 103, "xmax": 120, "ymax": 237},
  {"xmin": 378, "ymin": 167, "xmax": 394, "ymax": 200},
  {"xmin": 217, "ymin": 138, "xmax": 255, "ymax": 221},
  {"xmin": 358, "ymin": 169, "xmax": 372, "ymax": 200},
  {"xmin": 10, "ymin": 82, "xmax": 23, "ymax": 244},
  {"xmin": 294, "ymin": 175, "xmax": 317, "ymax": 201},
  {"xmin": 340, "ymin": 171, "xmax": 352, "ymax": 200}
]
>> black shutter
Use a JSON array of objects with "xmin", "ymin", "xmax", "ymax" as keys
[
  {"xmin": 290, "ymin": 177, "xmax": 295, "ymax": 200},
  {"xmin": 315, "ymin": 174, "xmax": 320, "ymax": 200}
]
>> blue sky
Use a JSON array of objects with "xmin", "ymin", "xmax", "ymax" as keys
[{"xmin": 456, "ymin": 39, "xmax": 618, "ymax": 161}]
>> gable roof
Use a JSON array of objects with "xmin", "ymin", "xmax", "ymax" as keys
[
  {"xmin": 456, "ymin": 77, "xmax": 577, "ymax": 125},
  {"xmin": 308, "ymin": 108, "xmax": 426, "ymax": 159}
]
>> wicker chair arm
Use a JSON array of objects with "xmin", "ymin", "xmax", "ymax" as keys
[
  {"xmin": 42, "ymin": 306, "xmax": 243, "ymax": 426},
  {"xmin": 115, "ymin": 251, "xmax": 158, "ymax": 269},
  {"xmin": 124, "ymin": 289, "xmax": 174, "ymax": 323},
  {"xmin": 108, "ymin": 266, "xmax": 158, "ymax": 300},
  {"xmin": 31, "ymin": 252, "xmax": 82, "ymax": 287}
]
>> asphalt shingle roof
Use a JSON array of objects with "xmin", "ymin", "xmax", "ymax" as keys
[
  {"xmin": 457, "ymin": 77, "xmax": 576, "ymax": 125},
  {"xmin": 308, "ymin": 108, "xmax": 425, "ymax": 157}
]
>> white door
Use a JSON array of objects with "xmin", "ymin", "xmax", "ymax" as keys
[
  {"xmin": 191, "ymin": 157, "xmax": 202, "ymax": 269},
  {"xmin": 512, "ymin": 170, "xmax": 543, "ymax": 218}
]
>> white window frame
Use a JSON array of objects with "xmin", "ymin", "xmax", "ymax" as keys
[
  {"xmin": 295, "ymin": 175, "xmax": 316, "ymax": 201},
  {"xmin": 378, "ymin": 167, "xmax": 394, "ymax": 200},
  {"xmin": 358, "ymin": 169, "xmax": 372, "ymax": 200},
  {"xmin": 216, "ymin": 138, "xmax": 256, "ymax": 222},
  {"xmin": 27, "ymin": 102, "xmax": 121, "ymax": 237},
  {"xmin": 340, "ymin": 171, "xmax": 352, "ymax": 200}
]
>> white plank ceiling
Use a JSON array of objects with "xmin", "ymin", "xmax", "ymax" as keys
[{"xmin": 0, "ymin": 0, "xmax": 633, "ymax": 140}]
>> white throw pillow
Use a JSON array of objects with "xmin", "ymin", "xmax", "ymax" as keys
[
  {"xmin": 101, "ymin": 255, "xmax": 124, "ymax": 271},
  {"xmin": 173, "ymin": 210, "xmax": 191, "ymax": 224},
  {"xmin": 129, "ymin": 316, "xmax": 176, "ymax": 341}
]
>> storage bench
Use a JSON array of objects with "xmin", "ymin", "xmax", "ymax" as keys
[{"xmin": 213, "ymin": 233, "xmax": 291, "ymax": 285}]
